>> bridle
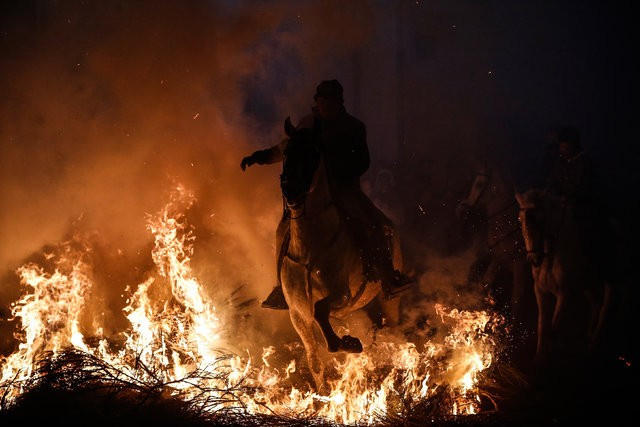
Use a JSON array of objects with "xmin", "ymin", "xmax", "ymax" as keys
[
  {"xmin": 283, "ymin": 195, "xmax": 307, "ymax": 220},
  {"xmin": 283, "ymin": 191, "xmax": 335, "ymax": 221}
]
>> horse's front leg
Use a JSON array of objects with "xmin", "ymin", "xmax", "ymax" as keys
[
  {"xmin": 534, "ymin": 286, "xmax": 555, "ymax": 366},
  {"xmin": 511, "ymin": 258, "xmax": 534, "ymax": 326},
  {"xmin": 289, "ymin": 308, "xmax": 326, "ymax": 393},
  {"xmin": 314, "ymin": 296, "xmax": 363, "ymax": 353}
]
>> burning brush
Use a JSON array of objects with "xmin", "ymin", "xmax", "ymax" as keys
[{"xmin": 0, "ymin": 183, "xmax": 509, "ymax": 425}]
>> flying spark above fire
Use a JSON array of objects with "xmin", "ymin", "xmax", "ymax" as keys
[{"xmin": 0, "ymin": 184, "xmax": 503, "ymax": 425}]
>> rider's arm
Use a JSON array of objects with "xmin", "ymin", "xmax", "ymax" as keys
[
  {"xmin": 256, "ymin": 139, "xmax": 287, "ymax": 164},
  {"xmin": 243, "ymin": 113, "xmax": 314, "ymax": 168},
  {"xmin": 241, "ymin": 138, "xmax": 287, "ymax": 170}
]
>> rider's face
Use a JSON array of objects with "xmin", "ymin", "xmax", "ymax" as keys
[
  {"xmin": 315, "ymin": 96, "xmax": 341, "ymax": 119},
  {"xmin": 558, "ymin": 141, "xmax": 577, "ymax": 161}
]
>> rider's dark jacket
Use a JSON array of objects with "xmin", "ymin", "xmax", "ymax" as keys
[
  {"xmin": 547, "ymin": 150, "xmax": 596, "ymax": 209},
  {"xmin": 547, "ymin": 149, "xmax": 616, "ymax": 282},
  {"xmin": 252, "ymin": 106, "xmax": 369, "ymax": 194},
  {"xmin": 250, "ymin": 106, "xmax": 392, "ymax": 276}
]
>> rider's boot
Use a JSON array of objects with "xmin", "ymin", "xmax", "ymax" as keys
[
  {"xmin": 261, "ymin": 284, "xmax": 288, "ymax": 310},
  {"xmin": 261, "ymin": 225, "xmax": 290, "ymax": 310},
  {"xmin": 376, "ymin": 252, "xmax": 415, "ymax": 300},
  {"xmin": 379, "ymin": 268, "xmax": 415, "ymax": 299}
]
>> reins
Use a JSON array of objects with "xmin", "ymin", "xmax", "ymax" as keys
[
  {"xmin": 486, "ymin": 200, "xmax": 522, "ymax": 253},
  {"xmin": 283, "ymin": 196, "xmax": 306, "ymax": 220},
  {"xmin": 521, "ymin": 196, "xmax": 568, "ymax": 263},
  {"xmin": 283, "ymin": 193, "xmax": 335, "ymax": 221}
]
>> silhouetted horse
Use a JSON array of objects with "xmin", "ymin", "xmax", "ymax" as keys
[
  {"xmin": 515, "ymin": 188, "xmax": 611, "ymax": 366},
  {"xmin": 279, "ymin": 117, "xmax": 403, "ymax": 392},
  {"xmin": 456, "ymin": 161, "xmax": 536, "ymax": 336}
]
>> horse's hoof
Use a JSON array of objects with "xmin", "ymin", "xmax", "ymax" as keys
[
  {"xmin": 339, "ymin": 335, "xmax": 363, "ymax": 353},
  {"xmin": 327, "ymin": 342, "xmax": 341, "ymax": 353}
]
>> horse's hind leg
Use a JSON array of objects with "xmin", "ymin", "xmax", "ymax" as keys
[
  {"xmin": 377, "ymin": 293, "xmax": 400, "ymax": 327},
  {"xmin": 586, "ymin": 283, "xmax": 612, "ymax": 353},
  {"xmin": 314, "ymin": 297, "xmax": 363, "ymax": 353}
]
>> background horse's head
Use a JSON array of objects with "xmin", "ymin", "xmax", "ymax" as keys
[
  {"xmin": 280, "ymin": 117, "xmax": 322, "ymax": 207},
  {"xmin": 515, "ymin": 188, "xmax": 547, "ymax": 267}
]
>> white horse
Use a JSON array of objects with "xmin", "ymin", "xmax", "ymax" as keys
[
  {"xmin": 515, "ymin": 188, "xmax": 611, "ymax": 365},
  {"xmin": 278, "ymin": 118, "xmax": 404, "ymax": 392},
  {"xmin": 456, "ymin": 161, "xmax": 536, "ymax": 335}
]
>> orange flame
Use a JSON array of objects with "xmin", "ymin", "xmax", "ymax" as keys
[{"xmin": 0, "ymin": 183, "xmax": 502, "ymax": 424}]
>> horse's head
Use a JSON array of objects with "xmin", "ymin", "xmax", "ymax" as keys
[
  {"xmin": 457, "ymin": 163, "xmax": 515, "ymax": 220},
  {"xmin": 280, "ymin": 117, "xmax": 322, "ymax": 207},
  {"xmin": 515, "ymin": 188, "xmax": 547, "ymax": 267}
]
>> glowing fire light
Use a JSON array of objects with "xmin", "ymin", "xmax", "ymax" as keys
[{"xmin": 0, "ymin": 183, "xmax": 502, "ymax": 424}]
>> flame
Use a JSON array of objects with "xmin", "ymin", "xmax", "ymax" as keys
[{"xmin": 0, "ymin": 183, "xmax": 502, "ymax": 424}]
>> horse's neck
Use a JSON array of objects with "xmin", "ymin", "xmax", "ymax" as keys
[
  {"xmin": 287, "ymin": 159, "xmax": 339, "ymax": 260},
  {"xmin": 308, "ymin": 158, "xmax": 333, "ymax": 212},
  {"xmin": 544, "ymin": 199, "xmax": 585, "ymax": 260},
  {"xmin": 477, "ymin": 170, "xmax": 517, "ymax": 218}
]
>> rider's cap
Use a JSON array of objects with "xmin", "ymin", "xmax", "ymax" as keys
[
  {"xmin": 314, "ymin": 79, "xmax": 344, "ymax": 103},
  {"xmin": 557, "ymin": 126, "xmax": 581, "ymax": 147}
]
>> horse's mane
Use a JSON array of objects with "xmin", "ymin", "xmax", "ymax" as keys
[{"xmin": 280, "ymin": 121, "xmax": 322, "ymax": 203}]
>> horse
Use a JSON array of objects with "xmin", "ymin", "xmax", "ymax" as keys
[
  {"xmin": 456, "ymin": 160, "xmax": 536, "ymax": 341},
  {"xmin": 515, "ymin": 188, "xmax": 611, "ymax": 367},
  {"xmin": 278, "ymin": 117, "xmax": 404, "ymax": 392}
]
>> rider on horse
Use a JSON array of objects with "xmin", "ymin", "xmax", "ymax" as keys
[
  {"xmin": 241, "ymin": 79, "xmax": 414, "ymax": 309},
  {"xmin": 546, "ymin": 125, "xmax": 616, "ymax": 285}
]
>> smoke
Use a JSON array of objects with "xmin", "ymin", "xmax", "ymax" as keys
[
  {"xmin": 0, "ymin": 0, "xmax": 384, "ymax": 359},
  {"xmin": 1, "ymin": 0, "xmax": 634, "ymax": 364}
]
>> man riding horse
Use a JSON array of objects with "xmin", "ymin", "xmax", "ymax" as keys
[
  {"xmin": 241, "ymin": 79, "xmax": 414, "ymax": 309},
  {"xmin": 546, "ymin": 125, "xmax": 616, "ymax": 284}
]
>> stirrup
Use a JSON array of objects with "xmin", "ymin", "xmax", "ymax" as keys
[{"xmin": 381, "ymin": 271, "xmax": 415, "ymax": 299}]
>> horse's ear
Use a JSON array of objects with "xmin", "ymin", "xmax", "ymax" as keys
[
  {"xmin": 284, "ymin": 116, "xmax": 296, "ymax": 137},
  {"xmin": 514, "ymin": 188, "xmax": 525, "ymax": 206}
]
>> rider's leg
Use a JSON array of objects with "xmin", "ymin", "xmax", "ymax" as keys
[
  {"xmin": 340, "ymin": 191, "xmax": 414, "ymax": 299},
  {"xmin": 346, "ymin": 218, "xmax": 413, "ymax": 299},
  {"xmin": 370, "ymin": 223, "xmax": 415, "ymax": 299},
  {"xmin": 261, "ymin": 217, "xmax": 290, "ymax": 310}
]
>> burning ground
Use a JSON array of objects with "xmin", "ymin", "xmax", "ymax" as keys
[{"xmin": 0, "ymin": 184, "xmax": 511, "ymax": 425}]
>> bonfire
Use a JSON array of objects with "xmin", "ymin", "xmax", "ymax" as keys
[{"xmin": 0, "ymin": 184, "xmax": 509, "ymax": 426}]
